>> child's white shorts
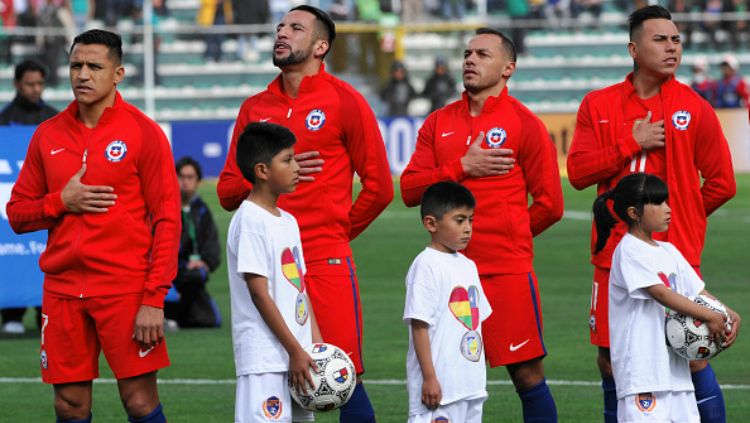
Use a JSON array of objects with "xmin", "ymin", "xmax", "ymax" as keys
[
  {"xmin": 407, "ymin": 396, "xmax": 486, "ymax": 423},
  {"xmin": 235, "ymin": 372, "xmax": 315, "ymax": 423},
  {"xmin": 618, "ymin": 391, "xmax": 700, "ymax": 423}
]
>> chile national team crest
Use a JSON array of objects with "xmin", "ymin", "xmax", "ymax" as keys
[
  {"xmin": 105, "ymin": 140, "xmax": 127, "ymax": 162},
  {"xmin": 305, "ymin": 109, "xmax": 326, "ymax": 131},
  {"xmin": 671, "ymin": 110, "xmax": 691, "ymax": 131},
  {"xmin": 485, "ymin": 127, "xmax": 507, "ymax": 148},
  {"xmin": 262, "ymin": 396, "xmax": 283, "ymax": 419}
]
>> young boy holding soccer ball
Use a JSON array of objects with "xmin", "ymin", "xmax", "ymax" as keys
[
  {"xmin": 226, "ymin": 122, "xmax": 322, "ymax": 422},
  {"xmin": 593, "ymin": 173, "xmax": 740, "ymax": 422},
  {"xmin": 403, "ymin": 182, "xmax": 493, "ymax": 422}
]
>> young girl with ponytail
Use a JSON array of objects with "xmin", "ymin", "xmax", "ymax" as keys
[{"xmin": 593, "ymin": 173, "xmax": 740, "ymax": 423}]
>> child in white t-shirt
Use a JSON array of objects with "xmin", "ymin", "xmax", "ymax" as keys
[
  {"xmin": 226, "ymin": 122, "xmax": 322, "ymax": 423},
  {"xmin": 592, "ymin": 173, "xmax": 740, "ymax": 423},
  {"xmin": 403, "ymin": 181, "xmax": 492, "ymax": 423}
]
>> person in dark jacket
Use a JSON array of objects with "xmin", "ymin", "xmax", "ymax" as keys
[
  {"xmin": 164, "ymin": 157, "xmax": 222, "ymax": 328},
  {"xmin": 421, "ymin": 56, "xmax": 457, "ymax": 113},
  {"xmin": 380, "ymin": 59, "xmax": 416, "ymax": 116},
  {"xmin": 0, "ymin": 59, "xmax": 58, "ymax": 126}
]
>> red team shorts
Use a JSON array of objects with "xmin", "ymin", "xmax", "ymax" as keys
[
  {"xmin": 481, "ymin": 272, "xmax": 547, "ymax": 367},
  {"xmin": 304, "ymin": 256, "xmax": 366, "ymax": 374},
  {"xmin": 40, "ymin": 291, "xmax": 170, "ymax": 384},
  {"xmin": 590, "ymin": 265, "xmax": 702, "ymax": 348}
]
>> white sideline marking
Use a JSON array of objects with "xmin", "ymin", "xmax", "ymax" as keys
[
  {"xmin": 563, "ymin": 210, "xmax": 591, "ymax": 221},
  {"xmin": 1, "ymin": 377, "xmax": 748, "ymax": 390}
]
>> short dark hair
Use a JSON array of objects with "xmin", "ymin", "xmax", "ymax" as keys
[
  {"xmin": 175, "ymin": 156, "xmax": 203, "ymax": 181},
  {"xmin": 420, "ymin": 182, "xmax": 476, "ymax": 220},
  {"xmin": 592, "ymin": 173, "xmax": 669, "ymax": 253},
  {"xmin": 475, "ymin": 27, "xmax": 517, "ymax": 63},
  {"xmin": 14, "ymin": 59, "xmax": 47, "ymax": 81},
  {"xmin": 70, "ymin": 29, "xmax": 123, "ymax": 64},
  {"xmin": 628, "ymin": 5, "xmax": 672, "ymax": 41},
  {"xmin": 290, "ymin": 5, "xmax": 336, "ymax": 56},
  {"xmin": 236, "ymin": 122, "xmax": 296, "ymax": 184}
]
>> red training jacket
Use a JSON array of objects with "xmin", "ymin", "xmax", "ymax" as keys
[
  {"xmin": 401, "ymin": 88, "xmax": 564, "ymax": 275},
  {"xmin": 6, "ymin": 93, "xmax": 181, "ymax": 307},
  {"xmin": 568, "ymin": 74, "xmax": 736, "ymax": 268},
  {"xmin": 217, "ymin": 65, "xmax": 393, "ymax": 262}
]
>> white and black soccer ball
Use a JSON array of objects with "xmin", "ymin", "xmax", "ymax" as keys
[
  {"xmin": 290, "ymin": 343, "xmax": 357, "ymax": 411},
  {"xmin": 665, "ymin": 295, "xmax": 732, "ymax": 360}
]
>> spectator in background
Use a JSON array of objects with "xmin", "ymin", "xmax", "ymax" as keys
[
  {"xmin": 690, "ymin": 56, "xmax": 716, "ymax": 103},
  {"xmin": 380, "ymin": 59, "xmax": 416, "ymax": 116},
  {"xmin": 715, "ymin": 54, "xmax": 749, "ymax": 108},
  {"xmin": 669, "ymin": 0, "xmax": 694, "ymax": 49},
  {"xmin": 422, "ymin": 56, "xmax": 457, "ymax": 112},
  {"xmin": 70, "ymin": 0, "xmax": 94, "ymax": 31},
  {"xmin": 571, "ymin": 0, "xmax": 603, "ymax": 29},
  {"xmin": 197, "ymin": 0, "xmax": 232, "ymax": 63},
  {"xmin": 1, "ymin": 0, "xmax": 15, "ymax": 63},
  {"xmin": 233, "ymin": 0, "xmax": 269, "ymax": 62},
  {"xmin": 0, "ymin": 59, "xmax": 58, "ymax": 126},
  {"xmin": 164, "ymin": 157, "xmax": 222, "ymax": 328},
  {"xmin": 37, "ymin": 0, "xmax": 75, "ymax": 87},
  {"xmin": 402, "ymin": 0, "xmax": 423, "ymax": 22},
  {"xmin": 506, "ymin": 0, "xmax": 529, "ymax": 55}
]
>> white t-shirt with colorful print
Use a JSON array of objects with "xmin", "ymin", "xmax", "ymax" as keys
[
  {"xmin": 404, "ymin": 247, "xmax": 493, "ymax": 416},
  {"xmin": 227, "ymin": 200, "xmax": 312, "ymax": 376}
]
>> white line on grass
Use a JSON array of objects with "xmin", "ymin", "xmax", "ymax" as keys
[{"xmin": 1, "ymin": 377, "xmax": 749, "ymax": 390}]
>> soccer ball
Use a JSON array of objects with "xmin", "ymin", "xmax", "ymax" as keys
[
  {"xmin": 290, "ymin": 343, "xmax": 357, "ymax": 411},
  {"xmin": 665, "ymin": 295, "xmax": 732, "ymax": 360}
]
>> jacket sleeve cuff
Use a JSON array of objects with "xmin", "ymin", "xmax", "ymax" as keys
[
  {"xmin": 44, "ymin": 191, "xmax": 67, "ymax": 218},
  {"xmin": 141, "ymin": 289, "xmax": 167, "ymax": 309},
  {"xmin": 618, "ymin": 134, "xmax": 642, "ymax": 159}
]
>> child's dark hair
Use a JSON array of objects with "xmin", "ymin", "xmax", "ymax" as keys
[
  {"xmin": 592, "ymin": 173, "xmax": 668, "ymax": 253},
  {"xmin": 175, "ymin": 156, "xmax": 202, "ymax": 181},
  {"xmin": 236, "ymin": 122, "xmax": 296, "ymax": 184},
  {"xmin": 420, "ymin": 182, "xmax": 476, "ymax": 220}
]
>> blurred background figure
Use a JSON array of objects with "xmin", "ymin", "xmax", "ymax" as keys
[
  {"xmin": 0, "ymin": 59, "xmax": 57, "ymax": 125},
  {"xmin": 36, "ymin": 0, "xmax": 75, "ymax": 87},
  {"xmin": 380, "ymin": 59, "xmax": 416, "ymax": 116},
  {"xmin": 690, "ymin": 56, "xmax": 716, "ymax": 104},
  {"xmin": 232, "ymin": 0, "xmax": 269, "ymax": 62},
  {"xmin": 164, "ymin": 157, "xmax": 222, "ymax": 329},
  {"xmin": 440, "ymin": 0, "xmax": 466, "ymax": 19},
  {"xmin": 715, "ymin": 54, "xmax": 749, "ymax": 108},
  {"xmin": 197, "ymin": 0, "xmax": 232, "ymax": 63},
  {"xmin": 421, "ymin": 56, "xmax": 457, "ymax": 113},
  {"xmin": 571, "ymin": 0, "xmax": 603, "ymax": 29},
  {"xmin": 401, "ymin": 0, "xmax": 423, "ymax": 22}
]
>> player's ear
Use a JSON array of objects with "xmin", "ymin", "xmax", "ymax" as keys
[
  {"xmin": 626, "ymin": 206, "xmax": 639, "ymax": 222},
  {"xmin": 254, "ymin": 162, "xmax": 269, "ymax": 182},
  {"xmin": 422, "ymin": 215, "xmax": 438, "ymax": 233}
]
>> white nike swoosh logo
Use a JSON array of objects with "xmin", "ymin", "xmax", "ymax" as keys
[
  {"xmin": 509, "ymin": 339, "xmax": 530, "ymax": 352},
  {"xmin": 441, "ymin": 131, "xmax": 454, "ymax": 137},
  {"xmin": 259, "ymin": 117, "xmax": 272, "ymax": 122},
  {"xmin": 50, "ymin": 148, "xmax": 65, "ymax": 155},
  {"xmin": 138, "ymin": 347, "xmax": 155, "ymax": 358},
  {"xmin": 598, "ymin": 120, "xmax": 609, "ymax": 123},
  {"xmin": 696, "ymin": 395, "xmax": 718, "ymax": 405}
]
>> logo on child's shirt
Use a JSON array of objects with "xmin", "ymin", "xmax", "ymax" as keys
[
  {"xmin": 635, "ymin": 392, "xmax": 656, "ymax": 412},
  {"xmin": 262, "ymin": 396, "xmax": 282, "ymax": 419}
]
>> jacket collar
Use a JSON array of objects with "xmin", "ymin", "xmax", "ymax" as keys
[
  {"xmin": 267, "ymin": 63, "xmax": 329, "ymax": 98},
  {"xmin": 460, "ymin": 86, "xmax": 509, "ymax": 114},
  {"xmin": 621, "ymin": 72, "xmax": 678, "ymax": 102},
  {"xmin": 63, "ymin": 91, "xmax": 125, "ymax": 128}
]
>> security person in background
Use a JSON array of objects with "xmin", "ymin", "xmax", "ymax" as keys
[{"xmin": 0, "ymin": 59, "xmax": 58, "ymax": 126}]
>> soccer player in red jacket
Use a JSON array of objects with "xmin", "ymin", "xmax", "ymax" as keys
[
  {"xmin": 6, "ymin": 30, "xmax": 180, "ymax": 423},
  {"xmin": 217, "ymin": 6, "xmax": 392, "ymax": 422},
  {"xmin": 568, "ymin": 6, "xmax": 740, "ymax": 423},
  {"xmin": 401, "ymin": 28, "xmax": 564, "ymax": 422}
]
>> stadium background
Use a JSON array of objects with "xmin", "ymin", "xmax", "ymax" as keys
[{"xmin": 1, "ymin": 0, "xmax": 749, "ymax": 421}]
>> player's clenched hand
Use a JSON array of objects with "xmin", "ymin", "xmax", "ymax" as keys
[
  {"xmin": 133, "ymin": 305, "xmax": 165, "ymax": 349},
  {"xmin": 461, "ymin": 131, "xmax": 515, "ymax": 178},
  {"xmin": 294, "ymin": 150, "xmax": 324, "ymax": 182},
  {"xmin": 61, "ymin": 165, "xmax": 117, "ymax": 213},
  {"xmin": 632, "ymin": 111, "xmax": 665, "ymax": 151},
  {"xmin": 723, "ymin": 307, "xmax": 741, "ymax": 348},
  {"xmin": 289, "ymin": 347, "xmax": 318, "ymax": 395},
  {"xmin": 421, "ymin": 375, "xmax": 442, "ymax": 410},
  {"xmin": 705, "ymin": 310, "xmax": 729, "ymax": 346}
]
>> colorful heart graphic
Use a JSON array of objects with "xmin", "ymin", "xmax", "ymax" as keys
[
  {"xmin": 281, "ymin": 247, "xmax": 304, "ymax": 292},
  {"xmin": 449, "ymin": 286, "xmax": 480, "ymax": 330},
  {"xmin": 657, "ymin": 272, "xmax": 677, "ymax": 290}
]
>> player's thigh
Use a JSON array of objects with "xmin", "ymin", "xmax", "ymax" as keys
[
  {"xmin": 235, "ymin": 373, "xmax": 313, "ymax": 423},
  {"xmin": 590, "ymin": 266, "xmax": 611, "ymax": 347},
  {"xmin": 481, "ymin": 273, "xmax": 547, "ymax": 367},
  {"xmin": 305, "ymin": 258, "xmax": 365, "ymax": 373},
  {"xmin": 407, "ymin": 397, "xmax": 485, "ymax": 423},
  {"xmin": 89, "ymin": 294, "xmax": 170, "ymax": 380},
  {"xmin": 618, "ymin": 391, "xmax": 699, "ymax": 423},
  {"xmin": 41, "ymin": 292, "xmax": 100, "ymax": 384}
]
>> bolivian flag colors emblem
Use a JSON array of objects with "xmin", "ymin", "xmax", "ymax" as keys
[
  {"xmin": 281, "ymin": 247, "xmax": 303, "ymax": 292},
  {"xmin": 449, "ymin": 286, "xmax": 480, "ymax": 330}
]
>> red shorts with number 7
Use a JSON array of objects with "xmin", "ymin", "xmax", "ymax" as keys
[{"xmin": 40, "ymin": 291, "xmax": 170, "ymax": 384}]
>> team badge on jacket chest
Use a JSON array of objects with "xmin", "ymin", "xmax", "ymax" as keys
[
  {"xmin": 305, "ymin": 109, "xmax": 326, "ymax": 131},
  {"xmin": 104, "ymin": 140, "xmax": 128, "ymax": 162},
  {"xmin": 485, "ymin": 127, "xmax": 507, "ymax": 148}
]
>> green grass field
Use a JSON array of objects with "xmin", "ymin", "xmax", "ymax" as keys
[{"xmin": 1, "ymin": 176, "xmax": 749, "ymax": 422}]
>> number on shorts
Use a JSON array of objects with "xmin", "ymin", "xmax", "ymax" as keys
[
  {"xmin": 591, "ymin": 281, "xmax": 599, "ymax": 311},
  {"xmin": 41, "ymin": 313, "xmax": 48, "ymax": 345}
]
